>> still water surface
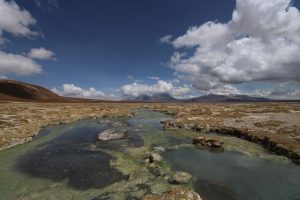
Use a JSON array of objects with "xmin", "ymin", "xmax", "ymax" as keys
[{"xmin": 0, "ymin": 110, "xmax": 299, "ymax": 200}]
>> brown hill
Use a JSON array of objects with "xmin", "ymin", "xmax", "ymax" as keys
[
  {"xmin": 0, "ymin": 80, "xmax": 117, "ymax": 102},
  {"xmin": 0, "ymin": 80, "xmax": 65, "ymax": 101}
]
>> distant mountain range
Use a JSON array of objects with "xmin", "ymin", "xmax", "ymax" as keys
[
  {"xmin": 131, "ymin": 93, "xmax": 273, "ymax": 102},
  {"xmin": 133, "ymin": 93, "xmax": 177, "ymax": 102},
  {"xmin": 0, "ymin": 80, "xmax": 297, "ymax": 102},
  {"xmin": 183, "ymin": 94, "xmax": 272, "ymax": 102}
]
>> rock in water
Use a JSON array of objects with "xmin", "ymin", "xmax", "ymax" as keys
[
  {"xmin": 143, "ymin": 188, "xmax": 202, "ymax": 200},
  {"xmin": 193, "ymin": 137, "xmax": 223, "ymax": 148},
  {"xmin": 169, "ymin": 171, "xmax": 192, "ymax": 184},
  {"xmin": 149, "ymin": 153, "xmax": 163, "ymax": 163},
  {"xmin": 97, "ymin": 129, "xmax": 127, "ymax": 141}
]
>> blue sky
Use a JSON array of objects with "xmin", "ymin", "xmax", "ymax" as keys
[{"xmin": 1, "ymin": 0, "xmax": 300, "ymax": 99}]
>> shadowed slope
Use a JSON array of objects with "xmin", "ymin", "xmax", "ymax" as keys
[{"xmin": 0, "ymin": 80, "xmax": 63, "ymax": 101}]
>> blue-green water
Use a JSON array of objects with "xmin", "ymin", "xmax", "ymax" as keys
[
  {"xmin": 163, "ymin": 147, "xmax": 300, "ymax": 200},
  {"xmin": 0, "ymin": 110, "xmax": 299, "ymax": 200}
]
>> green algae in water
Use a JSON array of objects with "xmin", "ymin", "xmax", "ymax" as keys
[
  {"xmin": 0, "ymin": 120, "xmax": 128, "ymax": 200},
  {"xmin": 0, "ymin": 109, "xmax": 300, "ymax": 200},
  {"xmin": 0, "ymin": 111, "xmax": 175, "ymax": 200}
]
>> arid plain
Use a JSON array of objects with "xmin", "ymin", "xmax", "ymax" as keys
[{"xmin": 1, "ymin": 101, "xmax": 299, "ymax": 163}]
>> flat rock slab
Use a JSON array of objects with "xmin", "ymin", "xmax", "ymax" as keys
[
  {"xmin": 98, "ymin": 128, "xmax": 128, "ymax": 142},
  {"xmin": 169, "ymin": 171, "xmax": 193, "ymax": 184}
]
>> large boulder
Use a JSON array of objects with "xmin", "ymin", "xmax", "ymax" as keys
[
  {"xmin": 143, "ymin": 188, "xmax": 202, "ymax": 200},
  {"xmin": 193, "ymin": 137, "xmax": 223, "ymax": 148},
  {"xmin": 169, "ymin": 171, "xmax": 192, "ymax": 184},
  {"xmin": 97, "ymin": 128, "xmax": 127, "ymax": 142}
]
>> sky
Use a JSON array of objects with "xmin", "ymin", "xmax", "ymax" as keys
[{"xmin": 0, "ymin": 0, "xmax": 300, "ymax": 100}]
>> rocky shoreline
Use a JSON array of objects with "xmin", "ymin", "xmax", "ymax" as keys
[
  {"xmin": 148, "ymin": 103, "xmax": 300, "ymax": 164},
  {"xmin": 161, "ymin": 118, "xmax": 300, "ymax": 164}
]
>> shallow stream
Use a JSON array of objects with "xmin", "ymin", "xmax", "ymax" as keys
[{"xmin": 0, "ymin": 109, "xmax": 299, "ymax": 200}]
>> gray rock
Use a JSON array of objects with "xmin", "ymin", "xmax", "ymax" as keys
[
  {"xmin": 149, "ymin": 153, "xmax": 162, "ymax": 163},
  {"xmin": 169, "ymin": 171, "xmax": 192, "ymax": 184},
  {"xmin": 97, "ymin": 128, "xmax": 127, "ymax": 141}
]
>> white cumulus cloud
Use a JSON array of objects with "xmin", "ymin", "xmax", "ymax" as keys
[
  {"xmin": 52, "ymin": 84, "xmax": 106, "ymax": 99},
  {"xmin": 0, "ymin": 0, "xmax": 53, "ymax": 76},
  {"xmin": 166, "ymin": 0, "xmax": 300, "ymax": 92},
  {"xmin": 0, "ymin": 51, "xmax": 41, "ymax": 75},
  {"xmin": 0, "ymin": 0, "xmax": 37, "ymax": 37},
  {"xmin": 121, "ymin": 80, "xmax": 192, "ymax": 98},
  {"xmin": 27, "ymin": 47, "xmax": 56, "ymax": 60},
  {"xmin": 206, "ymin": 83, "xmax": 300, "ymax": 100}
]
